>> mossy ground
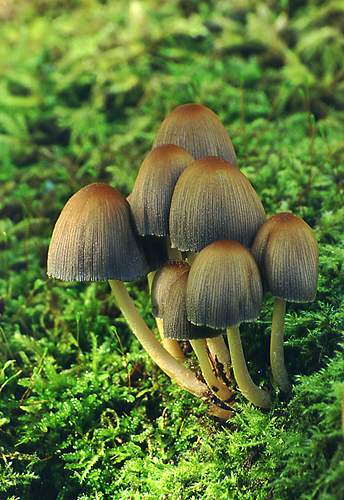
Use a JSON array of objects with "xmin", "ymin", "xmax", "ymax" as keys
[{"xmin": 0, "ymin": 1, "xmax": 343, "ymax": 499}]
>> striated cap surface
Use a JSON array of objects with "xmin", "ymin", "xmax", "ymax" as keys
[
  {"xmin": 187, "ymin": 240, "xmax": 263, "ymax": 328},
  {"xmin": 163, "ymin": 271, "xmax": 220, "ymax": 340},
  {"xmin": 169, "ymin": 157, "xmax": 266, "ymax": 252},
  {"xmin": 47, "ymin": 183, "xmax": 149, "ymax": 282},
  {"xmin": 151, "ymin": 261, "xmax": 190, "ymax": 318},
  {"xmin": 153, "ymin": 103, "xmax": 237, "ymax": 164},
  {"xmin": 251, "ymin": 212, "xmax": 319, "ymax": 302},
  {"xmin": 128, "ymin": 144, "xmax": 194, "ymax": 236}
]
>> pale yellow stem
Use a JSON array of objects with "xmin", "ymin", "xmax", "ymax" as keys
[
  {"xmin": 207, "ymin": 335, "xmax": 232, "ymax": 385},
  {"xmin": 156, "ymin": 317, "xmax": 185, "ymax": 361},
  {"xmin": 227, "ymin": 325, "xmax": 271, "ymax": 408},
  {"xmin": 109, "ymin": 280, "xmax": 208, "ymax": 399},
  {"xmin": 190, "ymin": 339, "xmax": 233, "ymax": 403},
  {"xmin": 271, "ymin": 298, "xmax": 290, "ymax": 392}
]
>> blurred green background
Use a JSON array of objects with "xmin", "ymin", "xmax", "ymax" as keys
[{"xmin": 0, "ymin": 1, "xmax": 343, "ymax": 498}]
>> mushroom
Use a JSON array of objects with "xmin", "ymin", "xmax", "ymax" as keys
[
  {"xmin": 162, "ymin": 268, "xmax": 233, "ymax": 403},
  {"xmin": 151, "ymin": 261, "xmax": 190, "ymax": 361},
  {"xmin": 47, "ymin": 183, "xmax": 211, "ymax": 401},
  {"xmin": 153, "ymin": 103, "xmax": 237, "ymax": 164},
  {"xmin": 252, "ymin": 212, "xmax": 319, "ymax": 392},
  {"xmin": 128, "ymin": 144, "xmax": 194, "ymax": 357},
  {"xmin": 187, "ymin": 240, "xmax": 271, "ymax": 408},
  {"xmin": 153, "ymin": 260, "xmax": 232, "ymax": 385},
  {"xmin": 169, "ymin": 157, "xmax": 266, "ymax": 253},
  {"xmin": 47, "ymin": 183, "xmax": 148, "ymax": 282}
]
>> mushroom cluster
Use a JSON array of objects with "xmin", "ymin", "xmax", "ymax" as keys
[{"xmin": 47, "ymin": 103, "xmax": 319, "ymax": 417}]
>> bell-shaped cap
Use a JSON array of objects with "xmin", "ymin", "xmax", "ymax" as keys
[
  {"xmin": 47, "ymin": 183, "xmax": 149, "ymax": 282},
  {"xmin": 187, "ymin": 240, "xmax": 263, "ymax": 329},
  {"xmin": 169, "ymin": 157, "xmax": 266, "ymax": 252},
  {"xmin": 251, "ymin": 213, "xmax": 319, "ymax": 302},
  {"xmin": 128, "ymin": 144, "xmax": 194, "ymax": 236},
  {"xmin": 153, "ymin": 103, "xmax": 237, "ymax": 164},
  {"xmin": 151, "ymin": 261, "xmax": 189, "ymax": 318},
  {"xmin": 164, "ymin": 271, "xmax": 220, "ymax": 340}
]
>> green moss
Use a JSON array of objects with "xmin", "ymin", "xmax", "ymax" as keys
[{"xmin": 0, "ymin": 1, "xmax": 343, "ymax": 498}]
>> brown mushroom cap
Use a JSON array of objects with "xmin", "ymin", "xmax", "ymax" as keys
[
  {"xmin": 153, "ymin": 103, "xmax": 237, "ymax": 164},
  {"xmin": 187, "ymin": 240, "xmax": 263, "ymax": 329},
  {"xmin": 151, "ymin": 261, "xmax": 190, "ymax": 318},
  {"xmin": 128, "ymin": 144, "xmax": 194, "ymax": 236},
  {"xmin": 163, "ymin": 271, "xmax": 220, "ymax": 340},
  {"xmin": 251, "ymin": 212, "xmax": 319, "ymax": 302},
  {"xmin": 169, "ymin": 157, "xmax": 266, "ymax": 252},
  {"xmin": 47, "ymin": 183, "xmax": 149, "ymax": 282}
]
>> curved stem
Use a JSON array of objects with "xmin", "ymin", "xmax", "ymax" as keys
[
  {"xmin": 109, "ymin": 280, "xmax": 208, "ymax": 399},
  {"xmin": 156, "ymin": 317, "xmax": 185, "ymax": 361},
  {"xmin": 271, "ymin": 298, "xmax": 290, "ymax": 392},
  {"xmin": 190, "ymin": 339, "xmax": 233, "ymax": 403},
  {"xmin": 207, "ymin": 335, "xmax": 232, "ymax": 385},
  {"xmin": 226, "ymin": 325, "xmax": 271, "ymax": 408}
]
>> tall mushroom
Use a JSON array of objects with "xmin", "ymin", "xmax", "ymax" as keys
[
  {"xmin": 187, "ymin": 240, "xmax": 271, "ymax": 408},
  {"xmin": 154, "ymin": 103, "xmax": 237, "ymax": 165},
  {"xmin": 169, "ymin": 156, "xmax": 265, "ymax": 382},
  {"xmin": 128, "ymin": 144, "xmax": 194, "ymax": 357},
  {"xmin": 47, "ymin": 183, "xmax": 211, "ymax": 401},
  {"xmin": 252, "ymin": 213, "xmax": 319, "ymax": 392}
]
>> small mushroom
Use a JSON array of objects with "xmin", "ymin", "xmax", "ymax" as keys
[
  {"xmin": 252, "ymin": 212, "xmax": 319, "ymax": 392},
  {"xmin": 187, "ymin": 240, "xmax": 271, "ymax": 408},
  {"xmin": 153, "ymin": 103, "xmax": 237, "ymax": 164},
  {"xmin": 151, "ymin": 262, "xmax": 190, "ymax": 318},
  {"xmin": 169, "ymin": 157, "xmax": 265, "ymax": 252},
  {"xmin": 153, "ymin": 264, "xmax": 233, "ymax": 403},
  {"xmin": 47, "ymin": 183, "xmax": 209, "ymax": 401},
  {"xmin": 151, "ymin": 261, "xmax": 190, "ymax": 361}
]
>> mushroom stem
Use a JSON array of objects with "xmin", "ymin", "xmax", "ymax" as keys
[
  {"xmin": 156, "ymin": 317, "xmax": 185, "ymax": 361},
  {"xmin": 271, "ymin": 297, "xmax": 290, "ymax": 392},
  {"xmin": 207, "ymin": 335, "xmax": 232, "ymax": 385},
  {"xmin": 226, "ymin": 325, "xmax": 271, "ymax": 408},
  {"xmin": 189, "ymin": 339, "xmax": 233, "ymax": 403},
  {"xmin": 109, "ymin": 279, "xmax": 208, "ymax": 399}
]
